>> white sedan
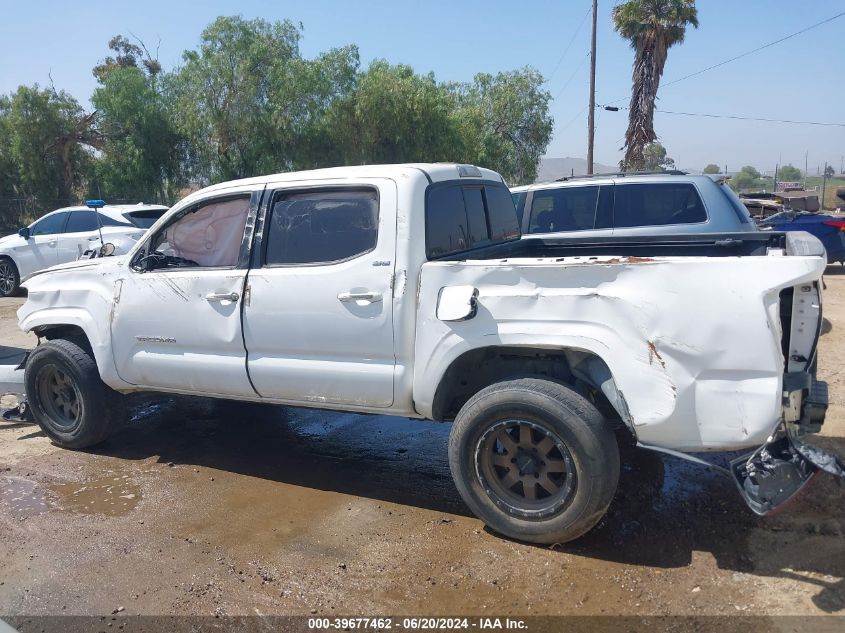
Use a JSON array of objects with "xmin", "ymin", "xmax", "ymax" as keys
[{"xmin": 0, "ymin": 203, "xmax": 167, "ymax": 296}]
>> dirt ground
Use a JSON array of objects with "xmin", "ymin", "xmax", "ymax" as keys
[{"xmin": 0, "ymin": 270, "xmax": 844, "ymax": 626}]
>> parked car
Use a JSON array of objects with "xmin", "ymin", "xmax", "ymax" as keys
[
  {"xmin": 14, "ymin": 164, "xmax": 836, "ymax": 544},
  {"xmin": 757, "ymin": 210, "xmax": 845, "ymax": 264},
  {"xmin": 510, "ymin": 172, "xmax": 755, "ymax": 238},
  {"xmin": 0, "ymin": 203, "xmax": 167, "ymax": 297}
]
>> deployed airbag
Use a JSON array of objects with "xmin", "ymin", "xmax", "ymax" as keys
[{"xmin": 163, "ymin": 198, "xmax": 249, "ymax": 267}]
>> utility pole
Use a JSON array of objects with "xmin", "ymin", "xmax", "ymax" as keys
[
  {"xmin": 586, "ymin": 0, "xmax": 598, "ymax": 175},
  {"xmin": 804, "ymin": 150, "xmax": 808, "ymax": 189},
  {"xmin": 822, "ymin": 161, "xmax": 828, "ymax": 210}
]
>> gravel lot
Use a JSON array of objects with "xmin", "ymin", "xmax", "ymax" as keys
[{"xmin": 0, "ymin": 270, "xmax": 843, "ymax": 624}]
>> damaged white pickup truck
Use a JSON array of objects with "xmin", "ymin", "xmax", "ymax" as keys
[{"xmin": 14, "ymin": 163, "xmax": 839, "ymax": 543}]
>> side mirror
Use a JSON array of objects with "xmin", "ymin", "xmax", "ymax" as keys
[
  {"xmin": 99, "ymin": 242, "xmax": 116, "ymax": 257},
  {"xmin": 18, "ymin": 227, "xmax": 30, "ymax": 240}
]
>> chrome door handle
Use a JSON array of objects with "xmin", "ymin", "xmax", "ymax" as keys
[
  {"xmin": 338, "ymin": 291, "xmax": 383, "ymax": 303},
  {"xmin": 48, "ymin": 240, "xmax": 57, "ymax": 247},
  {"xmin": 205, "ymin": 292, "xmax": 239, "ymax": 303},
  {"xmin": 88, "ymin": 236, "xmax": 100, "ymax": 241}
]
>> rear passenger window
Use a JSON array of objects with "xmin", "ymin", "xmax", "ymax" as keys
[
  {"xmin": 425, "ymin": 184, "xmax": 519, "ymax": 258},
  {"xmin": 65, "ymin": 211, "xmax": 99, "ymax": 233},
  {"xmin": 528, "ymin": 186, "xmax": 599, "ymax": 233},
  {"xmin": 613, "ymin": 183, "xmax": 706, "ymax": 228},
  {"xmin": 265, "ymin": 189, "xmax": 378, "ymax": 265}
]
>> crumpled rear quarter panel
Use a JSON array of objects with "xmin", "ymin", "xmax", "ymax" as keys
[{"xmin": 414, "ymin": 255, "xmax": 825, "ymax": 451}]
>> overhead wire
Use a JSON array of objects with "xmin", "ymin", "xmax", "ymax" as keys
[
  {"xmin": 546, "ymin": 5, "xmax": 593, "ymax": 82},
  {"xmin": 599, "ymin": 104, "xmax": 845, "ymax": 128},
  {"xmin": 600, "ymin": 10, "xmax": 845, "ymax": 106}
]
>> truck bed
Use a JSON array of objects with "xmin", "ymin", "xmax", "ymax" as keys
[{"xmin": 438, "ymin": 232, "xmax": 792, "ymax": 261}]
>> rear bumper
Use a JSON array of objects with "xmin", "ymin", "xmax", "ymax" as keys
[{"xmin": 732, "ymin": 371, "xmax": 842, "ymax": 515}]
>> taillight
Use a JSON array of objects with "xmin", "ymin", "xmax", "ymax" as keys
[{"xmin": 822, "ymin": 220, "xmax": 845, "ymax": 230}]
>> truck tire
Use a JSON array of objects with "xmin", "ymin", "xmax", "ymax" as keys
[
  {"xmin": 25, "ymin": 339, "xmax": 126, "ymax": 449},
  {"xmin": 448, "ymin": 378, "xmax": 619, "ymax": 544},
  {"xmin": 0, "ymin": 257, "xmax": 20, "ymax": 297}
]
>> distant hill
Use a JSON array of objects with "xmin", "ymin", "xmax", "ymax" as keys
[{"xmin": 536, "ymin": 157, "xmax": 617, "ymax": 183}]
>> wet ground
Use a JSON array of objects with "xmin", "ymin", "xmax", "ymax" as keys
[{"xmin": 0, "ymin": 271, "xmax": 844, "ymax": 622}]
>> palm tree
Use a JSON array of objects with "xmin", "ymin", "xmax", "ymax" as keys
[{"xmin": 612, "ymin": 0, "xmax": 698, "ymax": 170}]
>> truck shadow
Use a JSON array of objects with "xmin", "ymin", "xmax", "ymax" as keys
[{"xmin": 88, "ymin": 395, "xmax": 845, "ymax": 613}]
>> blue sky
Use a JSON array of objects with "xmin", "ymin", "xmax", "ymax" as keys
[{"xmin": 2, "ymin": 0, "xmax": 843, "ymax": 173}]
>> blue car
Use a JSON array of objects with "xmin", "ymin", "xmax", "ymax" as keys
[{"xmin": 758, "ymin": 211, "xmax": 845, "ymax": 265}]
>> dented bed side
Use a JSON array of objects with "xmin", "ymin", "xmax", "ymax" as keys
[{"xmin": 413, "ymin": 254, "xmax": 825, "ymax": 452}]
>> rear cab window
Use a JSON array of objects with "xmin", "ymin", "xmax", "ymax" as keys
[
  {"xmin": 426, "ymin": 183, "xmax": 520, "ymax": 259},
  {"xmin": 613, "ymin": 182, "xmax": 707, "ymax": 228}
]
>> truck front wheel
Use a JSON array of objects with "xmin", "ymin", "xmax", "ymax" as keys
[
  {"xmin": 448, "ymin": 378, "xmax": 619, "ymax": 544},
  {"xmin": 25, "ymin": 339, "xmax": 126, "ymax": 449}
]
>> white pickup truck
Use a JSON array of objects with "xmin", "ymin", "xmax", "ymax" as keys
[{"xmin": 14, "ymin": 163, "xmax": 837, "ymax": 543}]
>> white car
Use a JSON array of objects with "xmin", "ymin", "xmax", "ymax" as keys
[{"xmin": 0, "ymin": 203, "xmax": 167, "ymax": 296}]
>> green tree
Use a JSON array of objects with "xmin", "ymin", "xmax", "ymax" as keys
[
  {"xmin": 165, "ymin": 16, "xmax": 358, "ymax": 182},
  {"xmin": 2, "ymin": 85, "xmax": 98, "ymax": 214},
  {"xmin": 92, "ymin": 66, "xmax": 183, "ymax": 203},
  {"xmin": 449, "ymin": 68, "xmax": 553, "ymax": 185},
  {"xmin": 612, "ymin": 0, "xmax": 699, "ymax": 170},
  {"xmin": 703, "ymin": 163, "xmax": 720, "ymax": 174},
  {"xmin": 824, "ymin": 165, "xmax": 835, "ymax": 178},
  {"xmin": 93, "ymin": 35, "xmax": 162, "ymax": 83},
  {"xmin": 778, "ymin": 164, "xmax": 801, "ymax": 181},
  {"xmin": 326, "ymin": 61, "xmax": 457, "ymax": 166},
  {"xmin": 730, "ymin": 165, "xmax": 763, "ymax": 191},
  {"xmin": 641, "ymin": 142, "xmax": 675, "ymax": 170}
]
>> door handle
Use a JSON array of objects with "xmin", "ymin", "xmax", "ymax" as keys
[
  {"xmin": 205, "ymin": 292, "xmax": 240, "ymax": 303},
  {"xmin": 88, "ymin": 236, "xmax": 100, "ymax": 241},
  {"xmin": 48, "ymin": 240, "xmax": 57, "ymax": 247},
  {"xmin": 338, "ymin": 291, "xmax": 383, "ymax": 303}
]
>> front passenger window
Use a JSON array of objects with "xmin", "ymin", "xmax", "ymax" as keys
[
  {"xmin": 30, "ymin": 212, "xmax": 69, "ymax": 236},
  {"xmin": 137, "ymin": 196, "xmax": 250, "ymax": 270}
]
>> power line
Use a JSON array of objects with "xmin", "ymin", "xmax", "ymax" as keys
[
  {"xmin": 656, "ymin": 108, "xmax": 845, "ymax": 127},
  {"xmin": 554, "ymin": 51, "xmax": 591, "ymax": 99},
  {"xmin": 559, "ymin": 105, "xmax": 590, "ymax": 132},
  {"xmin": 603, "ymin": 10, "xmax": 845, "ymax": 105},
  {"xmin": 546, "ymin": 6, "xmax": 592, "ymax": 82},
  {"xmin": 602, "ymin": 105, "xmax": 845, "ymax": 127},
  {"xmin": 661, "ymin": 10, "xmax": 845, "ymax": 89}
]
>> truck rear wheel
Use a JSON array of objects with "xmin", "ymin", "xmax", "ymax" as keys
[
  {"xmin": 25, "ymin": 339, "xmax": 126, "ymax": 449},
  {"xmin": 448, "ymin": 378, "xmax": 619, "ymax": 544}
]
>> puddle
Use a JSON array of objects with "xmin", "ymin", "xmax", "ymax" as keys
[
  {"xmin": 0, "ymin": 476, "xmax": 49, "ymax": 517},
  {"xmin": 50, "ymin": 475, "xmax": 141, "ymax": 516}
]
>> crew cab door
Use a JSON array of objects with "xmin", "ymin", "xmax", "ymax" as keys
[
  {"xmin": 242, "ymin": 180, "xmax": 396, "ymax": 407},
  {"xmin": 109, "ymin": 187, "xmax": 261, "ymax": 397}
]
